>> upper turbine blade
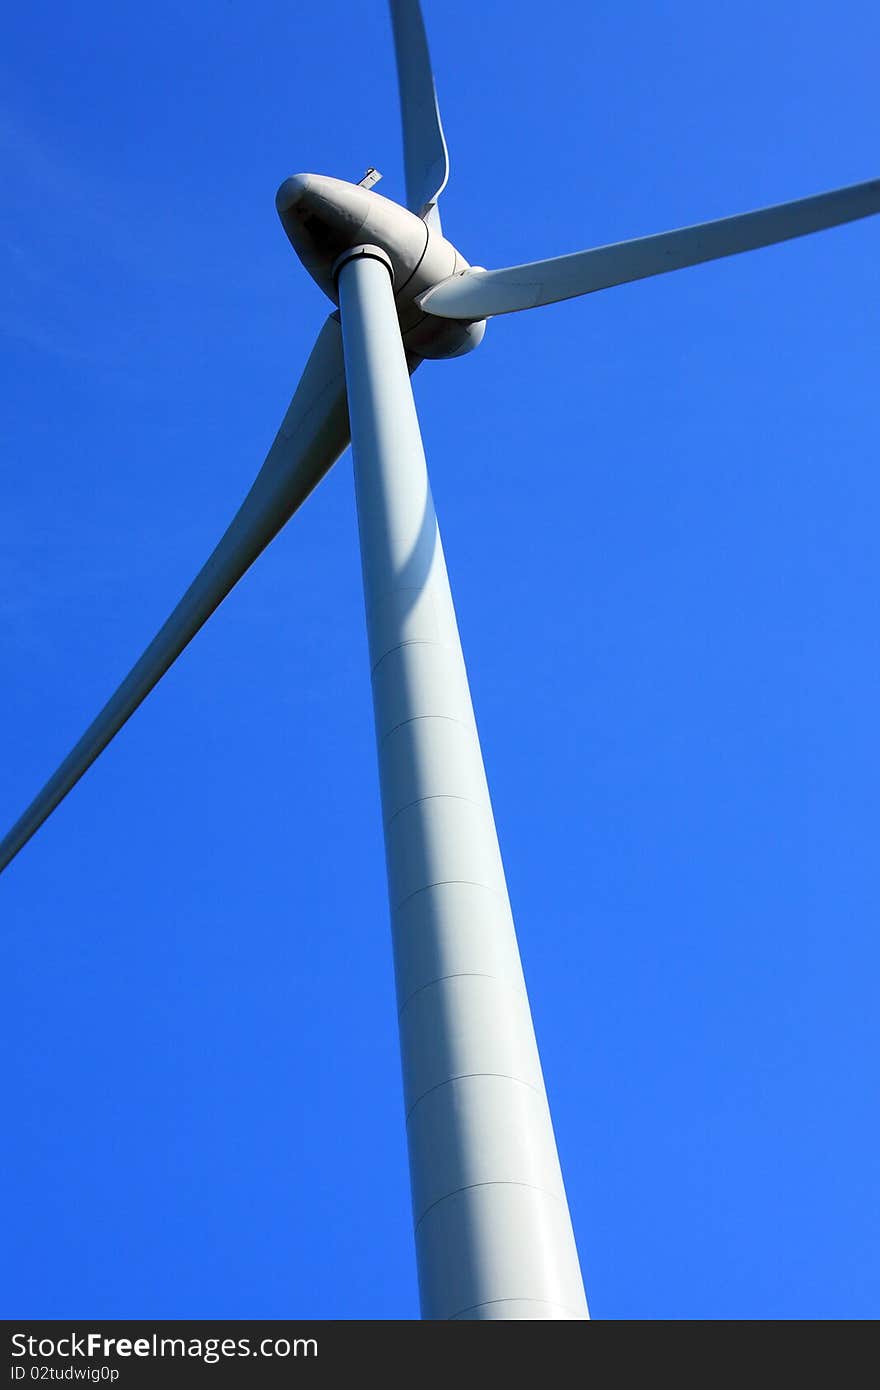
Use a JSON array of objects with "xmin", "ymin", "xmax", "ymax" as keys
[
  {"xmin": 389, "ymin": 0, "xmax": 449, "ymax": 229},
  {"xmin": 0, "ymin": 315, "xmax": 351, "ymax": 875},
  {"xmin": 418, "ymin": 177, "xmax": 880, "ymax": 319}
]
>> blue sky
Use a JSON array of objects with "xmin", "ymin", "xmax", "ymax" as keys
[{"xmin": 2, "ymin": 0, "xmax": 878, "ymax": 1320}]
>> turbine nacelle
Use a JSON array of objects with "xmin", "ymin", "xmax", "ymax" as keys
[{"xmin": 275, "ymin": 173, "xmax": 486, "ymax": 359}]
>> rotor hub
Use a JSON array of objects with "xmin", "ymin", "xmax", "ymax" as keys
[{"xmin": 276, "ymin": 174, "xmax": 486, "ymax": 359}]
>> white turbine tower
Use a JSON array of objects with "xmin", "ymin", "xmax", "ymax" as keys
[{"xmin": 2, "ymin": 0, "xmax": 878, "ymax": 1320}]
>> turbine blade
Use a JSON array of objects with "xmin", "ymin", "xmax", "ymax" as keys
[
  {"xmin": 389, "ymin": 0, "xmax": 449, "ymax": 229},
  {"xmin": 418, "ymin": 177, "xmax": 880, "ymax": 319},
  {"xmin": 0, "ymin": 315, "xmax": 351, "ymax": 875}
]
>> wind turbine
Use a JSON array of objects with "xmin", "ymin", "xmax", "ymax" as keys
[{"xmin": 3, "ymin": 0, "xmax": 878, "ymax": 1320}]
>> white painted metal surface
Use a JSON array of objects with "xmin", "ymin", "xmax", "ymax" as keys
[
  {"xmin": 275, "ymin": 173, "xmax": 486, "ymax": 359},
  {"xmin": 336, "ymin": 245, "xmax": 589, "ymax": 1321}
]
